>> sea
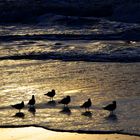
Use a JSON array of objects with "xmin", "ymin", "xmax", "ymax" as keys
[{"xmin": 0, "ymin": 15, "xmax": 140, "ymax": 136}]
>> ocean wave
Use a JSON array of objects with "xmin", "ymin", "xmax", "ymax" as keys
[
  {"xmin": 0, "ymin": 32, "xmax": 140, "ymax": 62},
  {"xmin": 0, "ymin": 50, "xmax": 140, "ymax": 62},
  {"xmin": 0, "ymin": 33, "xmax": 127, "ymax": 41},
  {"xmin": 0, "ymin": 31, "xmax": 140, "ymax": 41}
]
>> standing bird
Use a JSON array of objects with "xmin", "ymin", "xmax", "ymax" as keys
[
  {"xmin": 44, "ymin": 89, "xmax": 56, "ymax": 101},
  {"xmin": 103, "ymin": 101, "xmax": 117, "ymax": 114},
  {"xmin": 81, "ymin": 98, "xmax": 92, "ymax": 111},
  {"xmin": 11, "ymin": 101, "xmax": 24, "ymax": 112},
  {"xmin": 28, "ymin": 95, "xmax": 36, "ymax": 107},
  {"xmin": 58, "ymin": 95, "xmax": 71, "ymax": 107}
]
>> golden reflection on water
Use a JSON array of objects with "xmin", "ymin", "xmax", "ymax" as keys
[
  {"xmin": 0, "ymin": 59, "xmax": 140, "ymax": 133},
  {"xmin": 0, "ymin": 59, "xmax": 140, "ymax": 106}
]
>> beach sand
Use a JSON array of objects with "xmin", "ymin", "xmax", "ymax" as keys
[{"xmin": 0, "ymin": 127, "xmax": 139, "ymax": 140}]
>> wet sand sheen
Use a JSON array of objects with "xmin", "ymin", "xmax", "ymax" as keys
[
  {"xmin": 0, "ymin": 60, "xmax": 140, "ymax": 134},
  {"xmin": 0, "ymin": 127, "xmax": 139, "ymax": 140}
]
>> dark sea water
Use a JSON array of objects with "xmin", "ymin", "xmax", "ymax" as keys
[{"xmin": 0, "ymin": 17, "xmax": 140, "ymax": 136}]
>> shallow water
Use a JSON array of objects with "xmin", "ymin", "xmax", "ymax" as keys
[
  {"xmin": 0, "ymin": 59, "xmax": 140, "ymax": 135},
  {"xmin": 0, "ymin": 21, "xmax": 140, "ymax": 135}
]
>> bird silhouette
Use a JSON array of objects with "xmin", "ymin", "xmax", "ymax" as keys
[
  {"xmin": 28, "ymin": 95, "xmax": 36, "ymax": 107},
  {"xmin": 81, "ymin": 98, "xmax": 92, "ymax": 111},
  {"xmin": 11, "ymin": 101, "xmax": 24, "ymax": 112},
  {"xmin": 58, "ymin": 96, "xmax": 71, "ymax": 107},
  {"xmin": 44, "ymin": 89, "xmax": 56, "ymax": 101},
  {"xmin": 103, "ymin": 101, "xmax": 117, "ymax": 114}
]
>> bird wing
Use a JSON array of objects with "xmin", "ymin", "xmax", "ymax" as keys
[
  {"xmin": 59, "ymin": 97, "xmax": 66, "ymax": 104},
  {"xmin": 81, "ymin": 101, "xmax": 87, "ymax": 108},
  {"xmin": 103, "ymin": 104, "xmax": 112, "ymax": 110}
]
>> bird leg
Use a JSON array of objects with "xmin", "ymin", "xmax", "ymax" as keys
[
  {"xmin": 112, "ymin": 111, "xmax": 114, "ymax": 115},
  {"xmin": 110, "ymin": 111, "xmax": 113, "ymax": 115}
]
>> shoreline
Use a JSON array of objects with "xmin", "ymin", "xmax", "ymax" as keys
[
  {"xmin": 0, "ymin": 126, "xmax": 139, "ymax": 140},
  {"xmin": 0, "ymin": 124, "xmax": 139, "ymax": 137}
]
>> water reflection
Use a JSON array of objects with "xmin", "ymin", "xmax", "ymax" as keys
[
  {"xmin": 46, "ymin": 101, "xmax": 56, "ymax": 107},
  {"xmin": 14, "ymin": 112, "xmax": 25, "ymax": 118},
  {"xmin": 0, "ymin": 59, "xmax": 139, "ymax": 133},
  {"xmin": 105, "ymin": 114, "xmax": 118, "ymax": 122},
  {"xmin": 28, "ymin": 106, "xmax": 36, "ymax": 116},
  {"xmin": 81, "ymin": 111, "xmax": 92, "ymax": 118},
  {"xmin": 60, "ymin": 107, "xmax": 71, "ymax": 116}
]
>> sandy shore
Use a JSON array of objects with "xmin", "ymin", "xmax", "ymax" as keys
[{"xmin": 0, "ymin": 127, "xmax": 139, "ymax": 140}]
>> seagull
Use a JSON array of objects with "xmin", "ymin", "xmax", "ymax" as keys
[
  {"xmin": 81, "ymin": 98, "xmax": 92, "ymax": 111},
  {"xmin": 103, "ymin": 101, "xmax": 117, "ymax": 114},
  {"xmin": 44, "ymin": 89, "xmax": 56, "ymax": 101},
  {"xmin": 11, "ymin": 101, "xmax": 24, "ymax": 112},
  {"xmin": 58, "ymin": 95, "xmax": 71, "ymax": 107},
  {"xmin": 28, "ymin": 95, "xmax": 36, "ymax": 107}
]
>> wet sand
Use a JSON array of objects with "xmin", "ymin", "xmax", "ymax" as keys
[{"xmin": 0, "ymin": 127, "xmax": 139, "ymax": 140}]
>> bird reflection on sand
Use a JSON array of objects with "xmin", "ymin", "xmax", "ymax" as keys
[
  {"xmin": 28, "ymin": 106, "xmax": 36, "ymax": 116},
  {"xmin": 46, "ymin": 100, "xmax": 56, "ymax": 107},
  {"xmin": 60, "ymin": 106, "xmax": 71, "ymax": 115},
  {"xmin": 81, "ymin": 111, "xmax": 92, "ymax": 118},
  {"xmin": 105, "ymin": 114, "xmax": 118, "ymax": 122},
  {"xmin": 14, "ymin": 112, "xmax": 25, "ymax": 118}
]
